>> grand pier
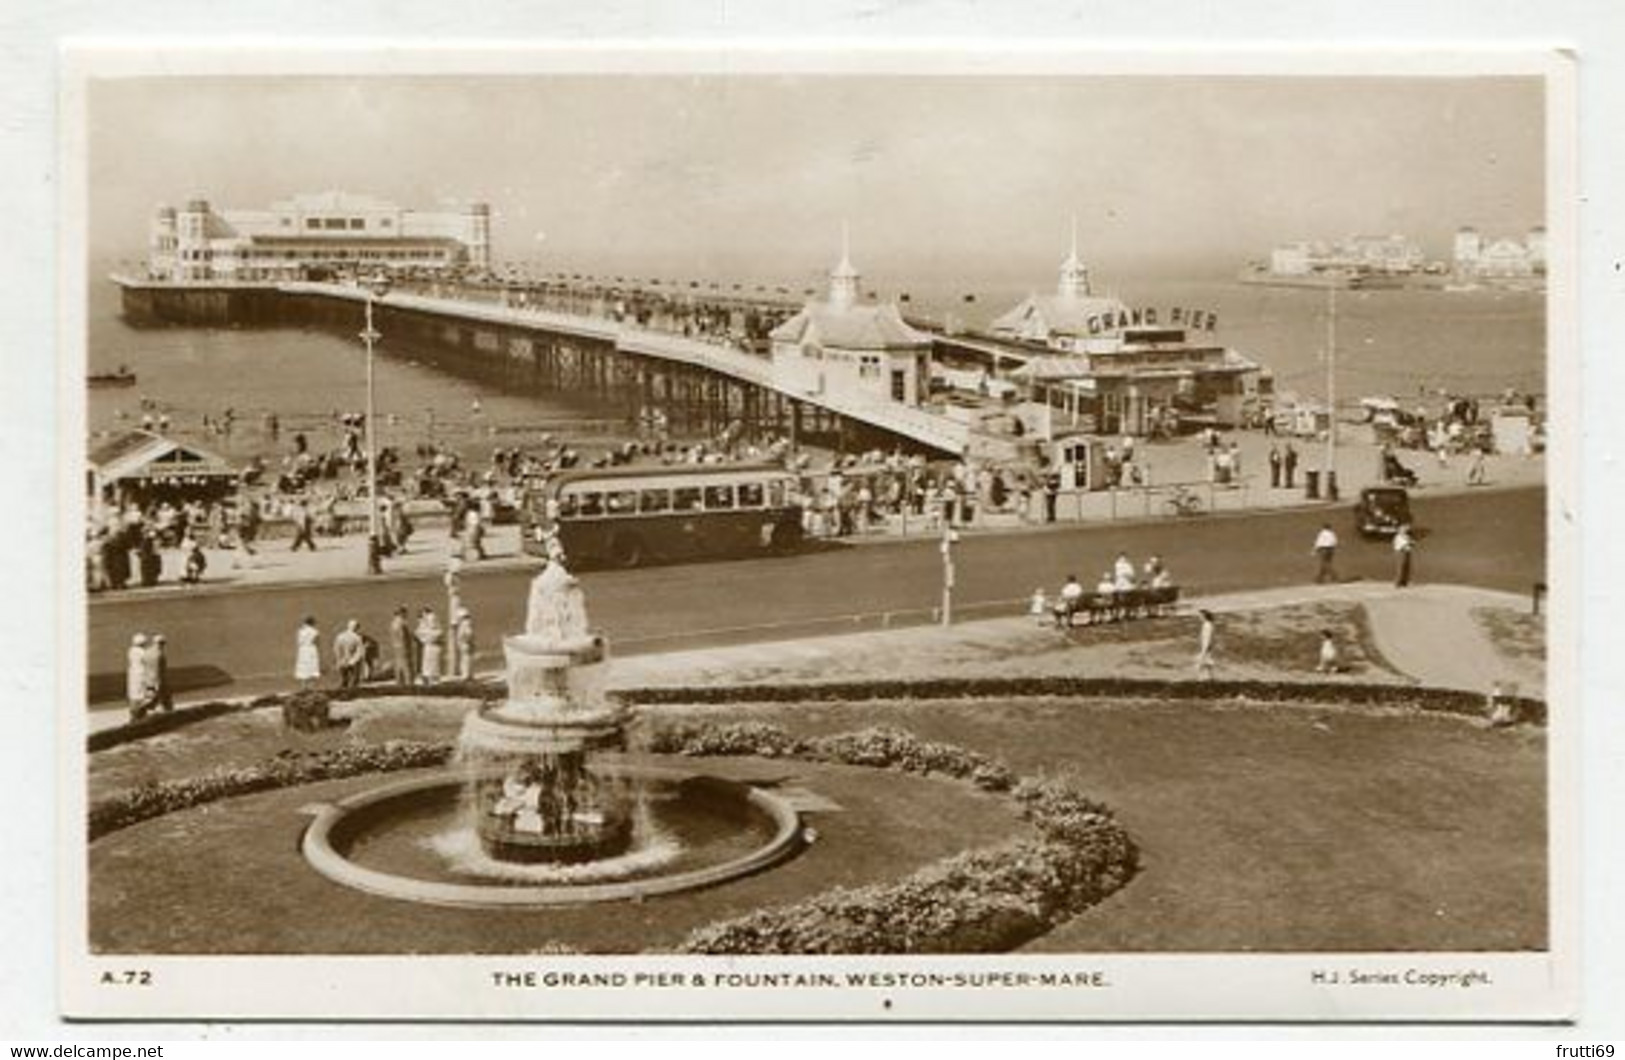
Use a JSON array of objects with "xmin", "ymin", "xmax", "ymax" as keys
[{"xmin": 112, "ymin": 270, "xmax": 997, "ymax": 461}]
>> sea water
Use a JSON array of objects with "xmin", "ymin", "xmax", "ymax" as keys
[{"xmin": 904, "ymin": 275, "xmax": 1547, "ymax": 404}]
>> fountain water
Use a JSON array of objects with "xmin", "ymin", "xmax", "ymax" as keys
[{"xmin": 458, "ymin": 561, "xmax": 635, "ymax": 865}]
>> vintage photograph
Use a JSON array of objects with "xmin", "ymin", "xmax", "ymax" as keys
[{"xmin": 64, "ymin": 50, "xmax": 1573, "ymax": 1020}]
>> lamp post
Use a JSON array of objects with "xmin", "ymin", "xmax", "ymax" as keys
[
  {"xmin": 444, "ymin": 554, "xmax": 463, "ymax": 678},
  {"xmin": 940, "ymin": 523, "xmax": 960, "ymax": 626},
  {"xmin": 360, "ymin": 276, "xmax": 390, "ymax": 574},
  {"xmin": 1324, "ymin": 285, "xmax": 1340, "ymax": 502}
]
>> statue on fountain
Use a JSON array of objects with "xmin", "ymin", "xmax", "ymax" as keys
[{"xmin": 525, "ymin": 559, "xmax": 592, "ymax": 649}]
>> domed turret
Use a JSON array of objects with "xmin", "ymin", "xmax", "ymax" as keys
[
  {"xmin": 1057, "ymin": 217, "xmax": 1091, "ymax": 301},
  {"xmin": 828, "ymin": 221, "xmax": 861, "ymax": 309}
]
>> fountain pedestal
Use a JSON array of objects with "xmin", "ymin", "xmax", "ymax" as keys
[{"xmin": 462, "ymin": 564, "xmax": 637, "ymax": 866}]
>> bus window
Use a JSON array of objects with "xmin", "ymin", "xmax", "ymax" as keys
[
  {"xmin": 575, "ymin": 492, "xmax": 603, "ymax": 517},
  {"xmin": 737, "ymin": 482, "xmax": 765, "ymax": 508},
  {"xmin": 639, "ymin": 489, "xmax": 671, "ymax": 514},
  {"xmin": 673, "ymin": 487, "xmax": 703, "ymax": 512},
  {"xmin": 766, "ymin": 480, "xmax": 787, "ymax": 507},
  {"xmin": 605, "ymin": 490, "xmax": 637, "ymax": 515},
  {"xmin": 704, "ymin": 485, "xmax": 736, "ymax": 510},
  {"xmin": 555, "ymin": 493, "xmax": 578, "ymax": 518}
]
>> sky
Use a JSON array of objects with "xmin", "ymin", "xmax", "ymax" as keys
[{"xmin": 85, "ymin": 73, "xmax": 1545, "ymax": 289}]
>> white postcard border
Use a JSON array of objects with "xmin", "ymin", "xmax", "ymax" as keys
[{"xmin": 56, "ymin": 43, "xmax": 1580, "ymax": 1024}]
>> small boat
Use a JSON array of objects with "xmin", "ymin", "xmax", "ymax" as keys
[{"xmin": 88, "ymin": 366, "xmax": 137, "ymax": 388}]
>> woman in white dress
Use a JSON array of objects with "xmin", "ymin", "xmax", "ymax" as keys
[
  {"xmin": 127, "ymin": 632, "xmax": 154, "ymax": 720},
  {"xmin": 294, "ymin": 616, "xmax": 321, "ymax": 690},
  {"xmin": 416, "ymin": 608, "xmax": 443, "ymax": 685}
]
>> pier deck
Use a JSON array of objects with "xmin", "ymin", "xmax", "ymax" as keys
[{"xmin": 277, "ymin": 281, "xmax": 974, "ymax": 456}]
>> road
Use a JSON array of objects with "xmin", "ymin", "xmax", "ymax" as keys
[{"xmin": 87, "ymin": 487, "xmax": 1544, "ymax": 708}]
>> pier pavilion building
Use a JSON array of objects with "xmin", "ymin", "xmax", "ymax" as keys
[
  {"xmin": 989, "ymin": 236, "xmax": 1265, "ymax": 437},
  {"xmin": 768, "ymin": 245, "xmax": 934, "ymax": 409},
  {"xmin": 146, "ymin": 191, "xmax": 491, "ymax": 283}
]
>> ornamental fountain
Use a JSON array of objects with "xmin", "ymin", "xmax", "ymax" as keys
[
  {"xmin": 300, "ymin": 560, "xmax": 804, "ymax": 907},
  {"xmin": 461, "ymin": 560, "xmax": 634, "ymax": 865}
]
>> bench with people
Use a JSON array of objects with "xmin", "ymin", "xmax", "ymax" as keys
[{"xmin": 1047, "ymin": 553, "xmax": 1180, "ymax": 628}]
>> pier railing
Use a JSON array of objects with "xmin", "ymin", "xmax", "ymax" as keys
[{"xmin": 278, "ymin": 281, "xmax": 974, "ymax": 456}]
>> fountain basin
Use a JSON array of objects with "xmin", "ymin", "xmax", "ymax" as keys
[{"xmin": 302, "ymin": 762, "xmax": 804, "ymax": 908}]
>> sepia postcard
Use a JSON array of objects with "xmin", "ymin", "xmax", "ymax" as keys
[{"xmin": 59, "ymin": 45, "xmax": 1578, "ymax": 1022}]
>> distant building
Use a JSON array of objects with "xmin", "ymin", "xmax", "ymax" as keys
[
  {"xmin": 992, "ymin": 233, "xmax": 1265, "ymax": 436},
  {"xmin": 1453, "ymin": 225, "xmax": 1545, "ymax": 279},
  {"xmin": 768, "ymin": 240, "xmax": 934, "ymax": 407},
  {"xmin": 1266, "ymin": 234, "xmax": 1425, "ymax": 277},
  {"xmin": 145, "ymin": 191, "xmax": 491, "ymax": 283}
]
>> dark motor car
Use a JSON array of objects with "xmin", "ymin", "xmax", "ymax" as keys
[{"xmin": 1354, "ymin": 485, "xmax": 1413, "ymax": 537}]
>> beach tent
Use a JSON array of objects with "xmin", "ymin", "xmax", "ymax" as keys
[{"xmin": 88, "ymin": 430, "xmax": 239, "ymax": 509}]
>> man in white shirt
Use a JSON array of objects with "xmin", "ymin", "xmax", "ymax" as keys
[
  {"xmin": 333, "ymin": 619, "xmax": 366, "ymax": 690},
  {"xmin": 1393, "ymin": 524, "xmax": 1415, "ymax": 587},
  {"xmin": 1112, "ymin": 551, "xmax": 1136, "ymax": 590},
  {"xmin": 1312, "ymin": 523, "xmax": 1339, "ymax": 584},
  {"xmin": 1054, "ymin": 575, "xmax": 1085, "ymax": 627}
]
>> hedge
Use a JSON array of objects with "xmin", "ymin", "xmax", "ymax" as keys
[
  {"xmin": 87, "ymin": 680, "xmax": 496, "ymax": 753},
  {"xmin": 88, "ymin": 741, "xmax": 453, "ymax": 841},
  {"xmin": 646, "ymin": 721, "xmax": 1016, "ymax": 791},
  {"xmin": 90, "ymin": 671, "xmax": 1544, "ymax": 756},
  {"xmin": 644, "ymin": 720, "xmax": 1134, "ymax": 955},
  {"xmin": 618, "ymin": 675, "xmax": 1546, "ymax": 726}
]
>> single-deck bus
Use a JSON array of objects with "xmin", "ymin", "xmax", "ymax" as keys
[{"xmin": 520, "ymin": 463, "xmax": 805, "ymax": 569}]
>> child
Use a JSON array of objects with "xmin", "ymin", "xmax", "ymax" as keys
[
  {"xmin": 1316, "ymin": 630, "xmax": 1341, "ymax": 674},
  {"xmin": 1194, "ymin": 610, "xmax": 1217, "ymax": 680}
]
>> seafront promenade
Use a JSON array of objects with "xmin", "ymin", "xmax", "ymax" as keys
[{"xmin": 91, "ymin": 428, "xmax": 1545, "ymax": 598}]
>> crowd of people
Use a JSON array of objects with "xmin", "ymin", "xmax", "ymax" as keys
[
  {"xmin": 87, "ymin": 500, "xmax": 221, "ymax": 591},
  {"xmin": 1039, "ymin": 552, "xmax": 1176, "ymax": 628},
  {"xmin": 291, "ymin": 603, "xmax": 478, "ymax": 696},
  {"xmin": 796, "ymin": 450, "xmax": 1046, "ymax": 538}
]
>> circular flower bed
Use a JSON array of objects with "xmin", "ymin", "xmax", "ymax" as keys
[{"xmin": 89, "ymin": 704, "xmax": 1138, "ymax": 955}]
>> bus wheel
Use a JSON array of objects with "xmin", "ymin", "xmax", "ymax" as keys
[
  {"xmin": 609, "ymin": 533, "xmax": 643, "ymax": 568},
  {"xmin": 762, "ymin": 523, "xmax": 797, "ymax": 554}
]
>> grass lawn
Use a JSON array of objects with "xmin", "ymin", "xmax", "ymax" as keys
[
  {"xmin": 663, "ymin": 696, "xmax": 1546, "ymax": 953},
  {"xmin": 88, "ymin": 696, "xmax": 473, "ymax": 803},
  {"xmin": 637, "ymin": 601, "xmax": 1404, "ymax": 687},
  {"xmin": 1471, "ymin": 606, "xmax": 1547, "ymax": 672}
]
